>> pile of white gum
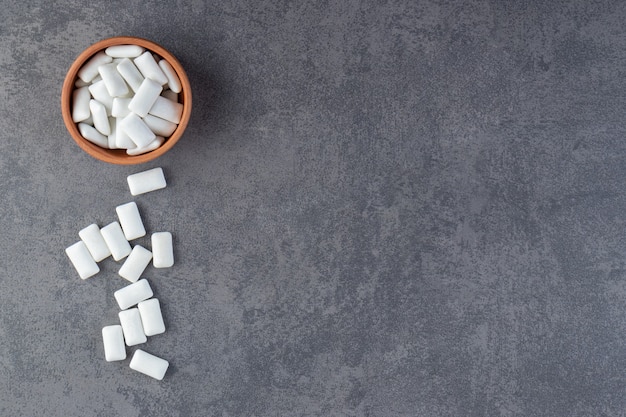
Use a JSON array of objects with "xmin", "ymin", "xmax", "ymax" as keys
[
  {"xmin": 72, "ymin": 45, "xmax": 183, "ymax": 155},
  {"xmin": 65, "ymin": 167, "xmax": 172, "ymax": 380}
]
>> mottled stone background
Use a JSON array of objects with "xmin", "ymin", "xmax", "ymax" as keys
[{"xmin": 0, "ymin": 0, "xmax": 625, "ymax": 416}]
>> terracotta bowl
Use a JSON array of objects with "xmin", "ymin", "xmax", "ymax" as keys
[{"xmin": 61, "ymin": 36, "xmax": 192, "ymax": 164}]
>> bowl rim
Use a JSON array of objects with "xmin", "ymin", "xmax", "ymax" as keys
[{"xmin": 61, "ymin": 36, "xmax": 192, "ymax": 165}]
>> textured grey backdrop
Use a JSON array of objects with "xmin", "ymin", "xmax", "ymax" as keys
[{"xmin": 0, "ymin": 0, "xmax": 625, "ymax": 416}]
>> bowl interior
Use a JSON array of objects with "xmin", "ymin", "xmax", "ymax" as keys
[{"xmin": 61, "ymin": 36, "xmax": 191, "ymax": 165}]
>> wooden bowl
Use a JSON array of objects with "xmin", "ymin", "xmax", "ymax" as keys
[{"xmin": 61, "ymin": 36, "xmax": 192, "ymax": 164}]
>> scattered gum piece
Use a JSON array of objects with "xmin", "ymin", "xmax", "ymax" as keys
[
  {"xmin": 102, "ymin": 325, "xmax": 126, "ymax": 361},
  {"xmin": 152, "ymin": 232, "xmax": 174, "ymax": 268},
  {"xmin": 78, "ymin": 224, "xmax": 111, "ymax": 262},
  {"xmin": 127, "ymin": 167, "xmax": 167, "ymax": 196},
  {"xmin": 119, "ymin": 245, "xmax": 152, "ymax": 283},
  {"xmin": 114, "ymin": 278, "xmax": 154, "ymax": 310},
  {"xmin": 138, "ymin": 298, "xmax": 165, "ymax": 336},
  {"xmin": 119, "ymin": 308, "xmax": 147, "ymax": 346},
  {"xmin": 100, "ymin": 221, "xmax": 132, "ymax": 261},
  {"xmin": 116, "ymin": 202, "xmax": 146, "ymax": 241},
  {"xmin": 129, "ymin": 349, "xmax": 169, "ymax": 380},
  {"xmin": 65, "ymin": 241, "xmax": 100, "ymax": 279}
]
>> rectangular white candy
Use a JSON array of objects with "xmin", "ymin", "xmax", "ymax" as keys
[
  {"xmin": 127, "ymin": 167, "xmax": 167, "ymax": 196},
  {"xmin": 116, "ymin": 58, "xmax": 144, "ymax": 93},
  {"xmin": 108, "ymin": 133, "xmax": 117, "ymax": 149},
  {"xmin": 72, "ymin": 86, "xmax": 91, "ymax": 123},
  {"xmin": 120, "ymin": 113, "xmax": 156, "ymax": 148},
  {"xmin": 105, "ymin": 44, "xmax": 145, "ymax": 58},
  {"xmin": 88, "ymin": 80, "xmax": 113, "ymax": 115},
  {"xmin": 158, "ymin": 59, "xmax": 181, "ymax": 93},
  {"xmin": 111, "ymin": 97, "xmax": 131, "ymax": 118},
  {"xmin": 126, "ymin": 136, "xmax": 164, "ymax": 156},
  {"xmin": 116, "ymin": 202, "xmax": 146, "ymax": 241},
  {"xmin": 134, "ymin": 51, "xmax": 168, "ymax": 85},
  {"xmin": 100, "ymin": 221, "xmax": 132, "ymax": 261},
  {"xmin": 119, "ymin": 245, "xmax": 152, "ymax": 282},
  {"xmin": 102, "ymin": 325, "xmax": 126, "ymax": 361},
  {"xmin": 148, "ymin": 96, "xmax": 183, "ymax": 124},
  {"xmin": 115, "ymin": 117, "xmax": 136, "ymax": 149},
  {"xmin": 107, "ymin": 117, "xmax": 119, "ymax": 149},
  {"xmin": 77, "ymin": 51, "xmax": 112, "ymax": 83},
  {"xmin": 65, "ymin": 241, "xmax": 100, "ymax": 279},
  {"xmin": 129, "ymin": 349, "xmax": 169, "ymax": 380},
  {"xmin": 128, "ymin": 78, "xmax": 162, "ymax": 118},
  {"xmin": 119, "ymin": 308, "xmax": 147, "ymax": 346},
  {"xmin": 152, "ymin": 232, "xmax": 174, "ymax": 268},
  {"xmin": 89, "ymin": 100, "xmax": 111, "ymax": 136},
  {"xmin": 143, "ymin": 114, "xmax": 177, "ymax": 137},
  {"xmin": 98, "ymin": 62, "xmax": 129, "ymax": 97},
  {"xmin": 78, "ymin": 123, "xmax": 108, "ymax": 148},
  {"xmin": 114, "ymin": 278, "xmax": 153, "ymax": 310},
  {"xmin": 138, "ymin": 298, "xmax": 165, "ymax": 336},
  {"xmin": 78, "ymin": 224, "xmax": 111, "ymax": 262}
]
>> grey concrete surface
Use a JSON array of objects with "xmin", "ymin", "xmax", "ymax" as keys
[{"xmin": 0, "ymin": 0, "xmax": 625, "ymax": 416}]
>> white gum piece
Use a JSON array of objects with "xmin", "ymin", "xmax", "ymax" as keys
[
  {"xmin": 119, "ymin": 308, "xmax": 147, "ymax": 346},
  {"xmin": 134, "ymin": 52, "xmax": 168, "ymax": 85},
  {"xmin": 120, "ymin": 113, "xmax": 155, "ymax": 148},
  {"xmin": 115, "ymin": 119, "xmax": 137, "ymax": 149},
  {"xmin": 78, "ymin": 223, "xmax": 111, "ymax": 262},
  {"xmin": 98, "ymin": 62, "xmax": 129, "ymax": 97},
  {"xmin": 65, "ymin": 241, "xmax": 100, "ymax": 280},
  {"xmin": 108, "ymin": 133, "xmax": 118, "ymax": 149},
  {"xmin": 89, "ymin": 100, "xmax": 111, "ymax": 136},
  {"xmin": 78, "ymin": 123, "xmax": 109, "ymax": 148},
  {"xmin": 77, "ymin": 51, "xmax": 112, "ymax": 83},
  {"xmin": 138, "ymin": 298, "xmax": 165, "ymax": 336},
  {"xmin": 114, "ymin": 279, "xmax": 153, "ymax": 310},
  {"xmin": 119, "ymin": 245, "xmax": 152, "ymax": 283},
  {"xmin": 151, "ymin": 232, "xmax": 173, "ymax": 268},
  {"xmin": 129, "ymin": 349, "xmax": 169, "ymax": 380},
  {"xmin": 71, "ymin": 86, "xmax": 91, "ymax": 123},
  {"xmin": 102, "ymin": 325, "xmax": 126, "ymax": 362},
  {"xmin": 158, "ymin": 60, "xmax": 181, "ymax": 93},
  {"xmin": 88, "ymin": 80, "xmax": 113, "ymax": 115},
  {"xmin": 107, "ymin": 117, "xmax": 120, "ymax": 149},
  {"xmin": 112, "ymin": 97, "xmax": 132, "ymax": 118},
  {"xmin": 116, "ymin": 201, "xmax": 146, "ymax": 241},
  {"xmin": 143, "ymin": 114, "xmax": 177, "ymax": 137},
  {"xmin": 100, "ymin": 221, "xmax": 132, "ymax": 261},
  {"xmin": 126, "ymin": 136, "xmax": 164, "ymax": 156},
  {"xmin": 148, "ymin": 96, "xmax": 183, "ymax": 124},
  {"xmin": 127, "ymin": 167, "xmax": 166, "ymax": 196},
  {"xmin": 116, "ymin": 58, "xmax": 144, "ymax": 93},
  {"xmin": 105, "ymin": 44, "xmax": 145, "ymax": 58},
  {"xmin": 128, "ymin": 78, "xmax": 162, "ymax": 117}
]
